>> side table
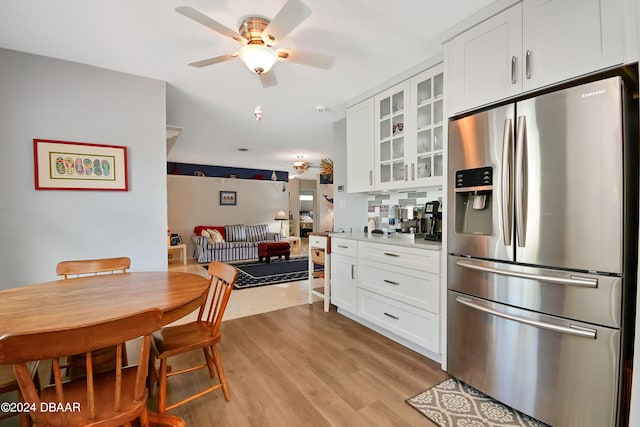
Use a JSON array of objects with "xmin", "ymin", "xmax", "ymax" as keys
[
  {"xmin": 283, "ymin": 236, "xmax": 301, "ymax": 255},
  {"xmin": 167, "ymin": 243, "xmax": 187, "ymax": 265}
]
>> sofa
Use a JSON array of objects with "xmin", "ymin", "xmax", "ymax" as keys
[{"xmin": 192, "ymin": 224, "xmax": 283, "ymax": 263}]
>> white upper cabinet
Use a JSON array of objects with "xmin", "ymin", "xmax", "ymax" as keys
[
  {"xmin": 449, "ymin": 4, "xmax": 523, "ymax": 115},
  {"xmin": 447, "ymin": 0, "xmax": 625, "ymax": 115},
  {"xmin": 346, "ymin": 98, "xmax": 375, "ymax": 193},
  {"xmin": 374, "ymin": 81, "xmax": 412, "ymax": 190},
  {"xmin": 521, "ymin": 0, "xmax": 624, "ymax": 92},
  {"xmin": 408, "ymin": 65, "xmax": 445, "ymax": 187}
]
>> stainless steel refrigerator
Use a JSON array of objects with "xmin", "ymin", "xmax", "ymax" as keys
[{"xmin": 447, "ymin": 75, "xmax": 638, "ymax": 427}]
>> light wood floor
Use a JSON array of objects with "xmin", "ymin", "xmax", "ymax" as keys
[
  {"xmin": 2, "ymin": 240, "xmax": 447, "ymax": 426},
  {"xmin": 148, "ymin": 302, "xmax": 447, "ymax": 426}
]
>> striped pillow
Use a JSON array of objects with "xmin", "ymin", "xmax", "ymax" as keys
[
  {"xmin": 224, "ymin": 225, "xmax": 246, "ymax": 242},
  {"xmin": 246, "ymin": 224, "xmax": 269, "ymax": 242}
]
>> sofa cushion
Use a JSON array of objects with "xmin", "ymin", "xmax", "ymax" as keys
[
  {"xmin": 194, "ymin": 226, "xmax": 225, "ymax": 240},
  {"xmin": 225, "ymin": 224, "xmax": 246, "ymax": 242},
  {"xmin": 246, "ymin": 224, "xmax": 269, "ymax": 242},
  {"xmin": 208, "ymin": 229, "xmax": 225, "ymax": 243}
]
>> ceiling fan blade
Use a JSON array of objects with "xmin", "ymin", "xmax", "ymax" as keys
[
  {"xmin": 261, "ymin": 0, "xmax": 311, "ymax": 45},
  {"xmin": 175, "ymin": 6, "xmax": 247, "ymax": 44},
  {"xmin": 188, "ymin": 52, "xmax": 238, "ymax": 68},
  {"xmin": 277, "ymin": 49, "xmax": 334, "ymax": 69},
  {"xmin": 260, "ymin": 71, "xmax": 278, "ymax": 88}
]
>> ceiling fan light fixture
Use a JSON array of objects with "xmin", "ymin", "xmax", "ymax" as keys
[
  {"xmin": 239, "ymin": 44, "xmax": 277, "ymax": 75},
  {"xmin": 292, "ymin": 154, "xmax": 310, "ymax": 173}
]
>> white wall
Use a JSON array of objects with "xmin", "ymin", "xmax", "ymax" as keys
[
  {"xmin": 167, "ymin": 174, "xmax": 288, "ymax": 257},
  {"xmin": 331, "ymin": 118, "xmax": 369, "ymax": 233},
  {"xmin": 0, "ymin": 48, "xmax": 167, "ymax": 289}
]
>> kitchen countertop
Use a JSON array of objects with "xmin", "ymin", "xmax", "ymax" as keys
[{"xmin": 329, "ymin": 232, "xmax": 442, "ymax": 251}]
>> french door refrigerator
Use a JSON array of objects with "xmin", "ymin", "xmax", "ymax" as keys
[{"xmin": 447, "ymin": 75, "xmax": 637, "ymax": 427}]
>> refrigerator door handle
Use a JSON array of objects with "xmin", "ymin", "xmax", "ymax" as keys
[
  {"xmin": 455, "ymin": 259, "xmax": 598, "ymax": 287},
  {"xmin": 515, "ymin": 115, "xmax": 527, "ymax": 247},
  {"xmin": 455, "ymin": 296, "xmax": 597, "ymax": 339},
  {"xmin": 501, "ymin": 119, "xmax": 514, "ymax": 246}
]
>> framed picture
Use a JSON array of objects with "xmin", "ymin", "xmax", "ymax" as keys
[
  {"xmin": 34, "ymin": 139, "xmax": 128, "ymax": 191},
  {"xmin": 219, "ymin": 191, "xmax": 237, "ymax": 206}
]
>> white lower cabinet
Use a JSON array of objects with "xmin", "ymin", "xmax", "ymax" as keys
[
  {"xmin": 331, "ymin": 237, "xmax": 442, "ymax": 360},
  {"xmin": 358, "ymin": 259, "xmax": 439, "ymax": 314},
  {"xmin": 330, "ymin": 238, "xmax": 358, "ymax": 312},
  {"xmin": 358, "ymin": 288, "xmax": 440, "ymax": 354}
]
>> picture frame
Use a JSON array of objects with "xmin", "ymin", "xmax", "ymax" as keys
[
  {"xmin": 219, "ymin": 191, "xmax": 237, "ymax": 206},
  {"xmin": 34, "ymin": 139, "xmax": 128, "ymax": 191}
]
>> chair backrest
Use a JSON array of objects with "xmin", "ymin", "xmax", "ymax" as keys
[
  {"xmin": 198, "ymin": 262, "xmax": 238, "ymax": 336},
  {"xmin": 56, "ymin": 257, "xmax": 131, "ymax": 279},
  {"xmin": 0, "ymin": 308, "xmax": 162, "ymax": 426}
]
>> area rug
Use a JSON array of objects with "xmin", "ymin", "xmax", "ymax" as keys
[
  {"xmin": 406, "ymin": 377, "xmax": 550, "ymax": 427},
  {"xmin": 203, "ymin": 256, "xmax": 323, "ymax": 289}
]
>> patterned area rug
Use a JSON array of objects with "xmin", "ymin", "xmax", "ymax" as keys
[
  {"xmin": 203, "ymin": 256, "xmax": 323, "ymax": 290},
  {"xmin": 406, "ymin": 378, "xmax": 550, "ymax": 427}
]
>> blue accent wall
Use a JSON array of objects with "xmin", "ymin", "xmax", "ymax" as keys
[{"xmin": 167, "ymin": 162, "xmax": 289, "ymax": 182}]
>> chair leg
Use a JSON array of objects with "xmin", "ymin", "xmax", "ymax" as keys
[
  {"xmin": 211, "ymin": 345, "xmax": 230, "ymax": 402},
  {"xmin": 203, "ymin": 347, "xmax": 215, "ymax": 378},
  {"xmin": 147, "ymin": 353, "xmax": 157, "ymax": 395},
  {"xmin": 138, "ymin": 407, "xmax": 150, "ymax": 427},
  {"xmin": 158, "ymin": 359, "xmax": 169, "ymax": 414}
]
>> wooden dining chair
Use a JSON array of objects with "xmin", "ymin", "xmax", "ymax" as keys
[
  {"xmin": 56, "ymin": 256, "xmax": 131, "ymax": 279},
  {"xmin": 55, "ymin": 256, "xmax": 131, "ymax": 378},
  {"xmin": 0, "ymin": 362, "xmax": 39, "ymax": 427},
  {"xmin": 148, "ymin": 261, "xmax": 238, "ymax": 414},
  {"xmin": 0, "ymin": 308, "xmax": 170, "ymax": 427}
]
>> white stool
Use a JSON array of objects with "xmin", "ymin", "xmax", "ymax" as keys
[{"xmin": 308, "ymin": 234, "xmax": 331, "ymax": 312}]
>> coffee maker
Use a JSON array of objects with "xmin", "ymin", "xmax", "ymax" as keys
[{"xmin": 424, "ymin": 200, "xmax": 442, "ymax": 241}]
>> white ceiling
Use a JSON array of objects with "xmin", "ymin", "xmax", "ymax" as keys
[{"xmin": 0, "ymin": 0, "xmax": 493, "ymax": 177}]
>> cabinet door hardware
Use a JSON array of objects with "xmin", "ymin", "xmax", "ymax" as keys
[
  {"xmin": 383, "ymin": 279, "xmax": 400, "ymax": 285},
  {"xmin": 525, "ymin": 50, "xmax": 532, "ymax": 79},
  {"xmin": 384, "ymin": 312, "xmax": 400, "ymax": 320},
  {"xmin": 384, "ymin": 252, "xmax": 400, "ymax": 257},
  {"xmin": 511, "ymin": 56, "xmax": 518, "ymax": 84}
]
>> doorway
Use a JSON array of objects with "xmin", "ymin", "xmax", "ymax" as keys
[{"xmin": 299, "ymin": 190, "xmax": 315, "ymax": 237}]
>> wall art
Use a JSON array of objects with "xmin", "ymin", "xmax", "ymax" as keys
[
  {"xmin": 34, "ymin": 139, "xmax": 128, "ymax": 191},
  {"xmin": 219, "ymin": 191, "xmax": 237, "ymax": 206}
]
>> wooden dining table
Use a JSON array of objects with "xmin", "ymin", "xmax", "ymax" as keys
[{"xmin": 0, "ymin": 272, "xmax": 210, "ymax": 338}]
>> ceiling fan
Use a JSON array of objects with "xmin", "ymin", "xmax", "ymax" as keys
[
  {"xmin": 175, "ymin": 0, "xmax": 334, "ymax": 87},
  {"xmin": 292, "ymin": 156, "xmax": 333, "ymax": 180}
]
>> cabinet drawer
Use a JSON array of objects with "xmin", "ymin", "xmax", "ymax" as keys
[
  {"xmin": 358, "ymin": 259, "xmax": 439, "ymax": 314},
  {"xmin": 358, "ymin": 288, "xmax": 439, "ymax": 354},
  {"xmin": 309, "ymin": 235, "xmax": 328, "ymax": 249},
  {"xmin": 358, "ymin": 241, "xmax": 440, "ymax": 273},
  {"xmin": 331, "ymin": 238, "xmax": 357, "ymax": 257}
]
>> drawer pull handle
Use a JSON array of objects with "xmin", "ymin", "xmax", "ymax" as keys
[
  {"xmin": 383, "ymin": 279, "xmax": 399, "ymax": 285},
  {"xmin": 384, "ymin": 252, "xmax": 400, "ymax": 257},
  {"xmin": 384, "ymin": 312, "xmax": 399, "ymax": 320},
  {"xmin": 337, "ymin": 245, "xmax": 349, "ymax": 249}
]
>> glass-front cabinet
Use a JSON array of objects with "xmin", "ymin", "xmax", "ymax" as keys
[
  {"xmin": 411, "ymin": 64, "xmax": 444, "ymax": 187},
  {"xmin": 374, "ymin": 81, "xmax": 411, "ymax": 190},
  {"xmin": 348, "ymin": 61, "xmax": 445, "ymax": 192}
]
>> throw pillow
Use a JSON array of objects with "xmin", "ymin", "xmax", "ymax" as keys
[
  {"xmin": 201, "ymin": 229, "xmax": 211, "ymax": 238},
  {"xmin": 224, "ymin": 224, "xmax": 246, "ymax": 242},
  {"xmin": 208, "ymin": 229, "xmax": 225, "ymax": 243}
]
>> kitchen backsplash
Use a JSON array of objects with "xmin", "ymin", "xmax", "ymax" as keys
[{"xmin": 367, "ymin": 187, "xmax": 443, "ymax": 229}]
